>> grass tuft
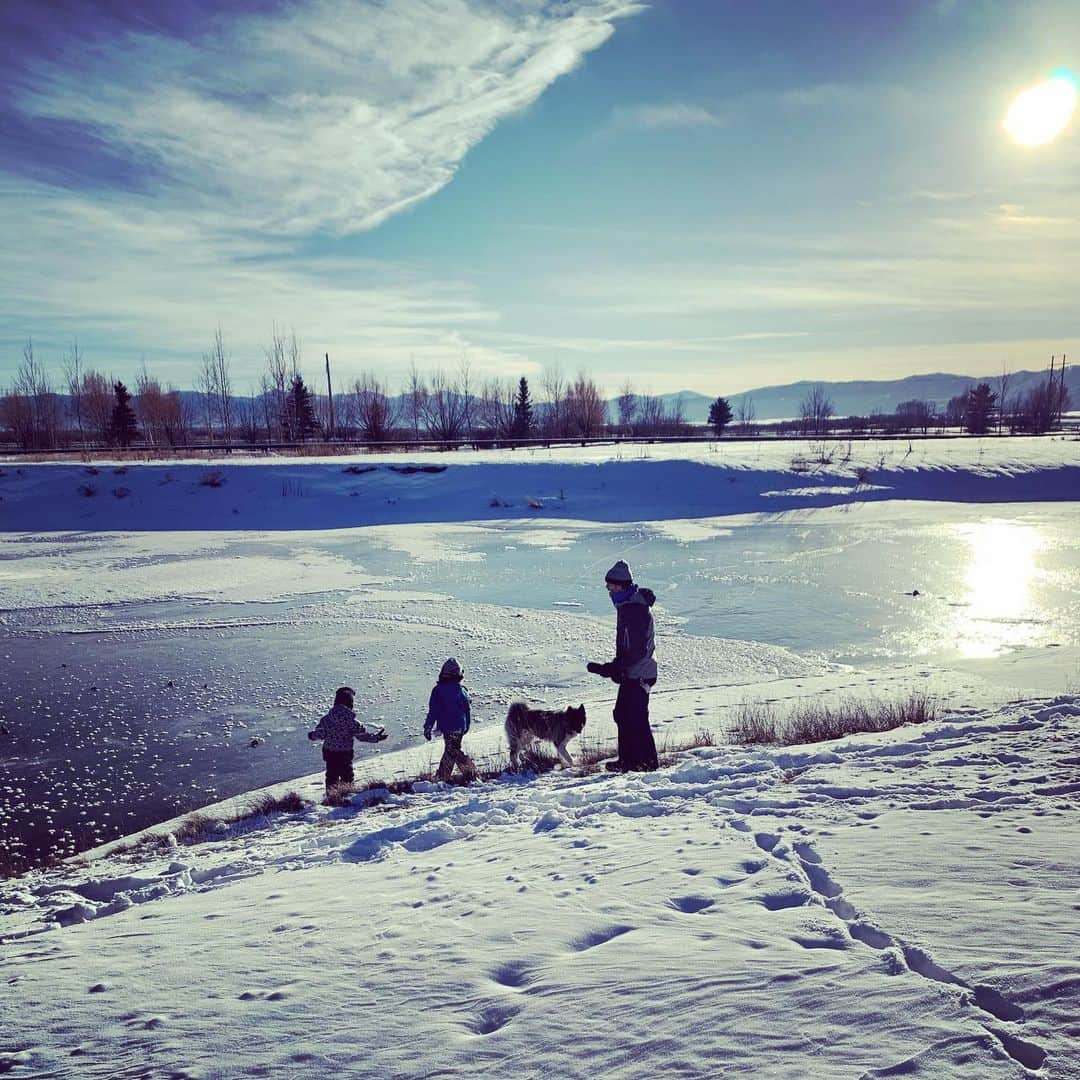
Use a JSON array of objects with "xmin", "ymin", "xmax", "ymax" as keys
[{"xmin": 730, "ymin": 692, "xmax": 938, "ymax": 746}]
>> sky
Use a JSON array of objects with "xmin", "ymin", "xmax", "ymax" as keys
[{"xmin": 1, "ymin": 0, "xmax": 1078, "ymax": 397}]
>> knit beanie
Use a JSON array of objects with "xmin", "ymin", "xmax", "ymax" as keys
[
  {"xmin": 604, "ymin": 560, "xmax": 633, "ymax": 585},
  {"xmin": 439, "ymin": 657, "xmax": 463, "ymax": 680}
]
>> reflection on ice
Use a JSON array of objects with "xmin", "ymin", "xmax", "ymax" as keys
[{"xmin": 955, "ymin": 521, "xmax": 1044, "ymax": 659}]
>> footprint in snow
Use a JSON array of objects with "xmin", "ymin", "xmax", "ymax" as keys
[
  {"xmin": 489, "ymin": 959, "xmax": 535, "ymax": 989},
  {"xmin": 569, "ymin": 924, "xmax": 636, "ymax": 952},
  {"xmin": 668, "ymin": 895, "xmax": 715, "ymax": 914},
  {"xmin": 468, "ymin": 1003, "xmax": 520, "ymax": 1035},
  {"xmin": 759, "ymin": 888, "xmax": 813, "ymax": 911}
]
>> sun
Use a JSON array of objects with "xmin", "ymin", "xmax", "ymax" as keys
[{"xmin": 1004, "ymin": 72, "xmax": 1078, "ymax": 146}]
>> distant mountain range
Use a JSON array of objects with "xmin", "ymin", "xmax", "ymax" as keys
[{"xmin": 632, "ymin": 368, "xmax": 1079, "ymax": 423}]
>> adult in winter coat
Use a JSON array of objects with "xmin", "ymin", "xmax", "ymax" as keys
[
  {"xmin": 587, "ymin": 560, "xmax": 659, "ymax": 772},
  {"xmin": 423, "ymin": 657, "xmax": 477, "ymax": 783},
  {"xmin": 308, "ymin": 686, "xmax": 387, "ymax": 791}
]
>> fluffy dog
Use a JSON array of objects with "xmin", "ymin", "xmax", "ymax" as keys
[{"xmin": 505, "ymin": 702, "xmax": 587, "ymax": 770}]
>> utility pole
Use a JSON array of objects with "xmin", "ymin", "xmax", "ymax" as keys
[{"xmin": 325, "ymin": 352, "xmax": 335, "ymax": 440}]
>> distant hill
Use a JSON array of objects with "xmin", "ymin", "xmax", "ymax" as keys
[{"xmin": 634, "ymin": 369, "xmax": 1079, "ymax": 423}]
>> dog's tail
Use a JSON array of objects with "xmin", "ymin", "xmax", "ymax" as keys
[{"xmin": 505, "ymin": 701, "xmax": 529, "ymax": 734}]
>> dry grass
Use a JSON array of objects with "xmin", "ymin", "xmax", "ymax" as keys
[
  {"xmin": 730, "ymin": 692, "xmax": 938, "ymax": 746},
  {"xmin": 245, "ymin": 790, "xmax": 309, "ymax": 816}
]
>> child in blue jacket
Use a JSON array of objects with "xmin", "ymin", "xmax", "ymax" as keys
[{"xmin": 423, "ymin": 658, "xmax": 476, "ymax": 783}]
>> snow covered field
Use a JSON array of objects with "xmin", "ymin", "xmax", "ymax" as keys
[{"xmin": 1, "ymin": 437, "xmax": 1078, "ymax": 1078}]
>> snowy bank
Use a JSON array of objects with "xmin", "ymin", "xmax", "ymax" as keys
[
  {"xmin": 1, "ymin": 436, "xmax": 1077, "ymax": 531},
  {"xmin": 2, "ymin": 694, "xmax": 1078, "ymax": 1078}
]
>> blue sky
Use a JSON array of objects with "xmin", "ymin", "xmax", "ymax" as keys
[{"xmin": 1, "ymin": 0, "xmax": 1078, "ymax": 395}]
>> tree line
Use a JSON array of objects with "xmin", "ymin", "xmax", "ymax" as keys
[
  {"xmin": 0, "ymin": 331, "xmax": 1070, "ymax": 452},
  {"xmin": 0, "ymin": 328, "xmax": 698, "ymax": 450}
]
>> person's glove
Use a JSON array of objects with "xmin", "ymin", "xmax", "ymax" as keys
[
  {"xmin": 307, "ymin": 731, "xmax": 318, "ymax": 741},
  {"xmin": 377, "ymin": 728, "xmax": 388, "ymax": 741},
  {"xmin": 587, "ymin": 661, "xmax": 623, "ymax": 682},
  {"xmin": 424, "ymin": 729, "xmax": 432, "ymax": 741}
]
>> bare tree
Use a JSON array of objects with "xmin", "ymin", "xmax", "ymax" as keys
[
  {"xmin": 540, "ymin": 364, "xmax": 567, "ymax": 437},
  {"xmin": 10, "ymin": 339, "xmax": 62, "ymax": 449},
  {"xmin": 736, "ymin": 395, "xmax": 756, "ymax": 435},
  {"xmin": 476, "ymin": 377, "xmax": 516, "ymax": 440},
  {"xmin": 205, "ymin": 328, "xmax": 233, "ymax": 446},
  {"xmin": 423, "ymin": 368, "xmax": 467, "ymax": 441},
  {"xmin": 894, "ymin": 399, "xmax": 935, "ymax": 434},
  {"xmin": 197, "ymin": 351, "xmax": 216, "ymax": 443},
  {"xmin": 82, "ymin": 371, "xmax": 115, "ymax": 443},
  {"xmin": 263, "ymin": 324, "xmax": 290, "ymax": 440},
  {"xmin": 135, "ymin": 363, "xmax": 166, "ymax": 447},
  {"xmin": 565, "ymin": 374, "xmax": 607, "ymax": 438},
  {"xmin": 799, "ymin": 384, "xmax": 834, "ymax": 436},
  {"xmin": 457, "ymin": 355, "xmax": 474, "ymax": 441},
  {"xmin": 996, "ymin": 363, "xmax": 1012, "ymax": 434},
  {"xmin": 667, "ymin": 396, "xmax": 687, "ymax": 435},
  {"xmin": 352, "ymin": 372, "xmax": 398, "ymax": 443},
  {"xmin": 616, "ymin": 380, "xmax": 637, "ymax": 434},
  {"xmin": 638, "ymin": 394, "xmax": 667, "ymax": 436},
  {"xmin": 62, "ymin": 340, "xmax": 86, "ymax": 448},
  {"xmin": 405, "ymin": 361, "xmax": 427, "ymax": 441}
]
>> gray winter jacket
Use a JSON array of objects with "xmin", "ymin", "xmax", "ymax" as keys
[
  {"xmin": 612, "ymin": 586, "xmax": 657, "ymax": 682},
  {"xmin": 309, "ymin": 704, "xmax": 382, "ymax": 753}
]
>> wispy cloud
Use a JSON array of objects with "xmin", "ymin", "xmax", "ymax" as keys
[
  {"xmin": 610, "ymin": 103, "xmax": 727, "ymax": 131},
  {"xmin": 13, "ymin": 0, "xmax": 641, "ymax": 237},
  {"xmin": 0, "ymin": 1, "xmax": 642, "ymax": 379}
]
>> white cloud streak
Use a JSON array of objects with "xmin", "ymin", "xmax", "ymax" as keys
[
  {"xmin": 1, "ymin": 1, "xmax": 642, "ymax": 381},
  {"xmin": 610, "ymin": 103, "xmax": 727, "ymax": 130},
  {"xmin": 16, "ymin": 0, "xmax": 641, "ymax": 237}
]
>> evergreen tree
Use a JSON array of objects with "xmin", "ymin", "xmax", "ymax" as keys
[
  {"xmin": 964, "ymin": 382, "xmax": 996, "ymax": 435},
  {"xmin": 707, "ymin": 396, "xmax": 733, "ymax": 435},
  {"xmin": 288, "ymin": 374, "xmax": 320, "ymax": 440},
  {"xmin": 109, "ymin": 381, "xmax": 139, "ymax": 448},
  {"xmin": 512, "ymin": 376, "xmax": 534, "ymax": 438}
]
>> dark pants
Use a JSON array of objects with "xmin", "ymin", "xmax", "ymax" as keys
[
  {"xmin": 323, "ymin": 749, "xmax": 355, "ymax": 788},
  {"xmin": 436, "ymin": 731, "xmax": 476, "ymax": 782},
  {"xmin": 613, "ymin": 679, "xmax": 658, "ymax": 772}
]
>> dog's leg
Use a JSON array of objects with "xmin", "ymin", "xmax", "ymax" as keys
[{"xmin": 556, "ymin": 740, "xmax": 574, "ymax": 768}]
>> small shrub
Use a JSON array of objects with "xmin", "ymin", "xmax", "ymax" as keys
[
  {"xmin": 77, "ymin": 483, "xmax": 98, "ymax": 497},
  {"xmin": 342, "ymin": 464, "xmax": 377, "ymax": 475},
  {"xmin": 731, "ymin": 692, "xmax": 937, "ymax": 746},
  {"xmin": 112, "ymin": 487, "xmax": 131, "ymax": 499},
  {"xmin": 172, "ymin": 813, "xmax": 215, "ymax": 844},
  {"xmin": 112, "ymin": 466, "xmax": 128, "ymax": 475},
  {"xmin": 199, "ymin": 470, "xmax": 225, "ymax": 488},
  {"xmin": 789, "ymin": 455, "xmax": 811, "ymax": 474},
  {"xmin": 323, "ymin": 781, "xmax": 358, "ymax": 807},
  {"xmin": 84, "ymin": 466, "xmax": 100, "ymax": 476},
  {"xmin": 244, "ymin": 790, "xmax": 309, "ymax": 816}
]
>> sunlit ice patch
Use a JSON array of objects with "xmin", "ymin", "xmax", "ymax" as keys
[{"xmin": 1004, "ymin": 71, "xmax": 1078, "ymax": 146}]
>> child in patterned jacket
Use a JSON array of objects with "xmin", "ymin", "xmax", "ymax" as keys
[{"xmin": 308, "ymin": 686, "xmax": 387, "ymax": 792}]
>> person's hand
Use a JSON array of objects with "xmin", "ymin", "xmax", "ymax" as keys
[
  {"xmin": 424, "ymin": 729, "xmax": 432, "ymax": 741},
  {"xmin": 586, "ymin": 661, "xmax": 607, "ymax": 677},
  {"xmin": 307, "ymin": 731, "xmax": 317, "ymax": 741},
  {"xmin": 377, "ymin": 728, "xmax": 388, "ymax": 741}
]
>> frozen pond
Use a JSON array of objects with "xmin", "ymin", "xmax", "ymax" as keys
[{"xmin": 1, "ymin": 501, "xmax": 1077, "ymax": 872}]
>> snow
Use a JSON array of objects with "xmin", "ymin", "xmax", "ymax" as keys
[{"xmin": 1, "ymin": 437, "xmax": 1079, "ymax": 1078}]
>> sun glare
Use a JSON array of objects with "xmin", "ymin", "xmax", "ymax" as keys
[{"xmin": 1004, "ymin": 73, "xmax": 1078, "ymax": 146}]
